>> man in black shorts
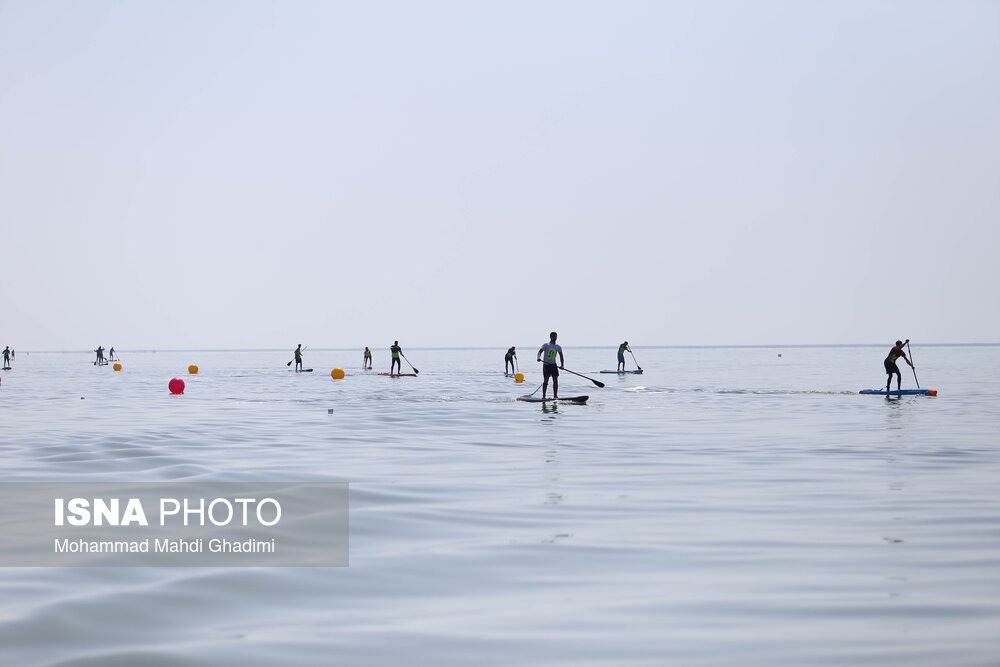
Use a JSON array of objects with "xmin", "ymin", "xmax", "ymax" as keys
[
  {"xmin": 536, "ymin": 332, "xmax": 564, "ymax": 400},
  {"xmin": 504, "ymin": 346, "xmax": 517, "ymax": 375},
  {"xmin": 390, "ymin": 341, "xmax": 402, "ymax": 375},
  {"xmin": 884, "ymin": 339, "xmax": 914, "ymax": 393}
]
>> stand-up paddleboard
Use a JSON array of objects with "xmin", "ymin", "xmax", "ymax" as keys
[
  {"xmin": 599, "ymin": 370, "xmax": 643, "ymax": 374},
  {"xmin": 516, "ymin": 395, "xmax": 588, "ymax": 404},
  {"xmin": 378, "ymin": 372, "xmax": 417, "ymax": 377},
  {"xmin": 290, "ymin": 368, "xmax": 314, "ymax": 373},
  {"xmin": 504, "ymin": 373, "xmax": 515, "ymax": 378},
  {"xmin": 859, "ymin": 388, "xmax": 937, "ymax": 396}
]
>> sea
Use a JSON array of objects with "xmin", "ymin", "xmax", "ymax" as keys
[{"xmin": 0, "ymin": 345, "xmax": 998, "ymax": 666}]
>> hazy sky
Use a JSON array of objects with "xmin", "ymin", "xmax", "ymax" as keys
[{"xmin": 2, "ymin": 1, "xmax": 997, "ymax": 350}]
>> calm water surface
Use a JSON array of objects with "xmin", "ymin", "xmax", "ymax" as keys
[{"xmin": 1, "ymin": 346, "xmax": 998, "ymax": 666}]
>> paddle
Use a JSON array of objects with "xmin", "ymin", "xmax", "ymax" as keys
[
  {"xmin": 524, "ymin": 382, "xmax": 544, "ymax": 397},
  {"xmin": 628, "ymin": 349, "xmax": 643, "ymax": 371},
  {"xmin": 401, "ymin": 353, "xmax": 419, "ymax": 374},
  {"xmin": 286, "ymin": 346, "xmax": 308, "ymax": 367},
  {"xmin": 514, "ymin": 357, "xmax": 519, "ymax": 374},
  {"xmin": 905, "ymin": 340, "xmax": 920, "ymax": 388},
  {"xmin": 560, "ymin": 367, "xmax": 605, "ymax": 388}
]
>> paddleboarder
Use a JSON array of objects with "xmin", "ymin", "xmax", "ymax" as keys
[
  {"xmin": 537, "ymin": 332, "xmax": 564, "ymax": 400},
  {"xmin": 617, "ymin": 341, "xmax": 631, "ymax": 372},
  {"xmin": 95, "ymin": 346, "xmax": 105, "ymax": 366},
  {"xmin": 363, "ymin": 347, "xmax": 373, "ymax": 370},
  {"xmin": 884, "ymin": 340, "xmax": 914, "ymax": 393},
  {"xmin": 2, "ymin": 346, "xmax": 10, "ymax": 369},
  {"xmin": 108, "ymin": 347, "xmax": 116, "ymax": 361},
  {"xmin": 390, "ymin": 341, "xmax": 402, "ymax": 376},
  {"xmin": 293, "ymin": 344, "xmax": 304, "ymax": 372},
  {"xmin": 505, "ymin": 346, "xmax": 517, "ymax": 375}
]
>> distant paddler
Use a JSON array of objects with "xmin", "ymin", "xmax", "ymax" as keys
[
  {"xmin": 390, "ymin": 341, "xmax": 402, "ymax": 376},
  {"xmin": 363, "ymin": 347, "xmax": 373, "ymax": 370},
  {"xmin": 94, "ymin": 346, "xmax": 105, "ymax": 366},
  {"xmin": 108, "ymin": 347, "xmax": 116, "ymax": 361},
  {"xmin": 536, "ymin": 332, "xmax": 565, "ymax": 400},
  {"xmin": 293, "ymin": 344, "xmax": 304, "ymax": 372},
  {"xmin": 617, "ymin": 341, "xmax": 632, "ymax": 372},
  {"xmin": 505, "ymin": 346, "xmax": 517, "ymax": 375},
  {"xmin": 2, "ymin": 346, "xmax": 10, "ymax": 369},
  {"xmin": 884, "ymin": 339, "xmax": 915, "ymax": 393}
]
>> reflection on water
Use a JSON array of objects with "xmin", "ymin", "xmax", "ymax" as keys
[{"xmin": 1, "ymin": 346, "xmax": 999, "ymax": 666}]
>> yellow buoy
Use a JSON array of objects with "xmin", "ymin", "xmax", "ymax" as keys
[
  {"xmin": 188, "ymin": 364, "xmax": 199, "ymax": 375},
  {"xmin": 113, "ymin": 362, "xmax": 122, "ymax": 372},
  {"xmin": 514, "ymin": 372, "xmax": 524, "ymax": 383},
  {"xmin": 331, "ymin": 368, "xmax": 345, "ymax": 380}
]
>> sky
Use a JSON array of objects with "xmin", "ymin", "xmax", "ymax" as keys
[{"xmin": 1, "ymin": 1, "xmax": 998, "ymax": 350}]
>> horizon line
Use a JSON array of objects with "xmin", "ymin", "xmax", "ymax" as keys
[{"xmin": 14, "ymin": 342, "xmax": 1000, "ymax": 354}]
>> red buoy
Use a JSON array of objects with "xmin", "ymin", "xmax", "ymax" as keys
[{"xmin": 168, "ymin": 378, "xmax": 185, "ymax": 395}]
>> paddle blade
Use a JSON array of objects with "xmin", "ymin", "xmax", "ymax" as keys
[
  {"xmin": 561, "ymin": 367, "xmax": 605, "ymax": 388},
  {"xmin": 629, "ymin": 351, "xmax": 642, "ymax": 371},
  {"xmin": 401, "ymin": 354, "xmax": 418, "ymax": 374}
]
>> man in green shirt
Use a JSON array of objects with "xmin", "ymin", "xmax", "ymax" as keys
[
  {"xmin": 390, "ymin": 341, "xmax": 402, "ymax": 375},
  {"xmin": 617, "ymin": 341, "xmax": 631, "ymax": 372}
]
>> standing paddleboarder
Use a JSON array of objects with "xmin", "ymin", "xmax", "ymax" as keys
[
  {"xmin": 884, "ymin": 340, "xmax": 914, "ymax": 393},
  {"xmin": 390, "ymin": 341, "xmax": 402, "ymax": 376},
  {"xmin": 505, "ymin": 346, "xmax": 517, "ymax": 375},
  {"xmin": 95, "ymin": 346, "xmax": 105, "ymax": 366},
  {"xmin": 293, "ymin": 344, "xmax": 304, "ymax": 372},
  {"xmin": 537, "ymin": 332, "xmax": 564, "ymax": 400},
  {"xmin": 617, "ymin": 341, "xmax": 631, "ymax": 372},
  {"xmin": 2, "ymin": 346, "xmax": 10, "ymax": 369},
  {"xmin": 363, "ymin": 347, "xmax": 373, "ymax": 370},
  {"xmin": 108, "ymin": 347, "xmax": 116, "ymax": 361}
]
